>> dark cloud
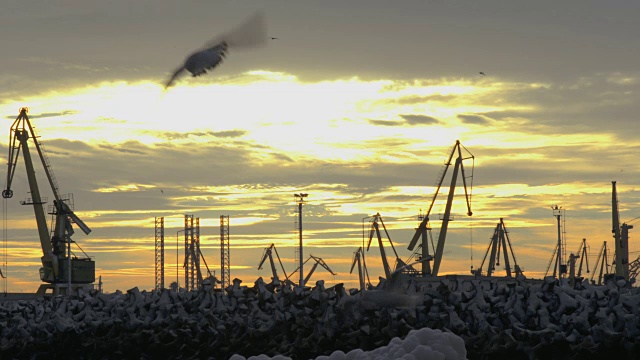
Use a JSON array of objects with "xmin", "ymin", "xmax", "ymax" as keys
[
  {"xmin": 4, "ymin": 1, "xmax": 640, "ymax": 94},
  {"xmin": 97, "ymin": 143, "xmax": 148, "ymax": 155},
  {"xmin": 368, "ymin": 119, "xmax": 402, "ymax": 127},
  {"xmin": 377, "ymin": 94, "xmax": 456, "ymax": 105},
  {"xmin": 5, "ymin": 110, "xmax": 78, "ymax": 120},
  {"xmin": 458, "ymin": 114, "xmax": 492, "ymax": 125},
  {"xmin": 212, "ymin": 130, "xmax": 247, "ymax": 138},
  {"xmin": 367, "ymin": 115, "xmax": 439, "ymax": 127},
  {"xmin": 400, "ymin": 114, "xmax": 440, "ymax": 125},
  {"xmin": 476, "ymin": 74, "xmax": 640, "ymax": 139},
  {"xmin": 270, "ymin": 153, "xmax": 294, "ymax": 162},
  {"xmin": 160, "ymin": 130, "xmax": 247, "ymax": 141}
]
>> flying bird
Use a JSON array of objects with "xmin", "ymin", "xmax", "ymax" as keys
[
  {"xmin": 479, "ymin": 72, "xmax": 486, "ymax": 76},
  {"xmin": 270, "ymin": 37, "xmax": 278, "ymax": 40},
  {"xmin": 164, "ymin": 11, "xmax": 268, "ymax": 89}
]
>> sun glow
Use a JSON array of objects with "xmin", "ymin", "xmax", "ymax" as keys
[{"xmin": 2, "ymin": 72, "xmax": 605, "ymax": 169}]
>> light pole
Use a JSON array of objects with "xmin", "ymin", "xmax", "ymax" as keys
[
  {"xmin": 176, "ymin": 229, "xmax": 185, "ymax": 290},
  {"xmin": 294, "ymin": 193, "xmax": 308, "ymax": 287},
  {"xmin": 552, "ymin": 205, "xmax": 563, "ymax": 279}
]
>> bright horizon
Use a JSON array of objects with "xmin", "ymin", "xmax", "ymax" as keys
[{"xmin": 1, "ymin": 1, "xmax": 639, "ymax": 293}]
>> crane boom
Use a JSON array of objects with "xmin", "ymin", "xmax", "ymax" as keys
[
  {"xmin": 350, "ymin": 247, "xmax": 367, "ymax": 291},
  {"xmin": 287, "ymin": 254, "xmax": 336, "ymax": 285},
  {"xmin": 2, "ymin": 108, "xmax": 95, "ymax": 295},
  {"xmin": 577, "ymin": 238, "xmax": 590, "ymax": 277},
  {"xmin": 407, "ymin": 140, "xmax": 473, "ymax": 276},
  {"xmin": 367, "ymin": 214, "xmax": 392, "ymax": 279},
  {"xmin": 4, "ymin": 121, "xmax": 53, "ymax": 264},
  {"xmin": 257, "ymin": 243, "xmax": 288, "ymax": 282},
  {"xmin": 612, "ymin": 181, "xmax": 630, "ymax": 281}
]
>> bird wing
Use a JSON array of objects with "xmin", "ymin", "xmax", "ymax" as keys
[
  {"xmin": 205, "ymin": 10, "xmax": 267, "ymax": 50},
  {"xmin": 164, "ymin": 66, "xmax": 185, "ymax": 89},
  {"xmin": 164, "ymin": 10, "xmax": 266, "ymax": 89}
]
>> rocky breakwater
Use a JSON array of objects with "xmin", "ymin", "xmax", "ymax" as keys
[{"xmin": 0, "ymin": 276, "xmax": 638, "ymax": 359}]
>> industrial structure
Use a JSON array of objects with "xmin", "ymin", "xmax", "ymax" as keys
[
  {"xmin": 220, "ymin": 215, "xmax": 230, "ymax": 290},
  {"xmin": 350, "ymin": 246, "xmax": 369, "ymax": 291},
  {"xmin": 591, "ymin": 241, "xmax": 611, "ymax": 285},
  {"xmin": 288, "ymin": 254, "xmax": 336, "ymax": 286},
  {"xmin": 182, "ymin": 214, "xmax": 215, "ymax": 291},
  {"xmin": 2, "ymin": 108, "xmax": 95, "ymax": 296},
  {"xmin": 155, "ymin": 217, "xmax": 165, "ymax": 290},
  {"xmin": 576, "ymin": 238, "xmax": 590, "ymax": 278},
  {"xmin": 293, "ymin": 193, "xmax": 308, "ymax": 287},
  {"xmin": 612, "ymin": 181, "xmax": 632, "ymax": 281},
  {"xmin": 6, "ymin": 110, "xmax": 633, "ymax": 295},
  {"xmin": 366, "ymin": 213, "xmax": 410, "ymax": 279},
  {"xmin": 153, "ymin": 214, "xmax": 224, "ymax": 291},
  {"xmin": 544, "ymin": 205, "xmax": 568, "ymax": 278},
  {"xmin": 258, "ymin": 243, "xmax": 288, "ymax": 283},
  {"xmin": 472, "ymin": 218, "xmax": 523, "ymax": 278},
  {"xmin": 406, "ymin": 140, "xmax": 474, "ymax": 277}
]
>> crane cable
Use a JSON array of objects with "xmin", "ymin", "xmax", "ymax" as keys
[
  {"xmin": 468, "ymin": 154, "xmax": 475, "ymax": 272},
  {"xmin": 2, "ymin": 197, "xmax": 7, "ymax": 289},
  {"xmin": 469, "ymin": 214, "xmax": 474, "ymax": 272}
]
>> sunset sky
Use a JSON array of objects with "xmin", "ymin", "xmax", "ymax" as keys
[{"xmin": 1, "ymin": 1, "xmax": 639, "ymax": 293}]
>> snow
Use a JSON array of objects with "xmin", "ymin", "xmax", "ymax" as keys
[
  {"xmin": 230, "ymin": 327, "xmax": 466, "ymax": 360},
  {"xmin": 0, "ymin": 275, "xmax": 639, "ymax": 359}
]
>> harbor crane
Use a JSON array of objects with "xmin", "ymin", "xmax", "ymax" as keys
[
  {"xmin": 288, "ymin": 254, "xmax": 336, "ymax": 286},
  {"xmin": 544, "ymin": 244, "xmax": 558, "ymax": 278},
  {"xmin": 612, "ymin": 181, "xmax": 632, "ymax": 281},
  {"xmin": 591, "ymin": 241, "xmax": 611, "ymax": 285},
  {"xmin": 366, "ymin": 213, "xmax": 411, "ymax": 279},
  {"xmin": 576, "ymin": 238, "xmax": 590, "ymax": 278},
  {"xmin": 404, "ymin": 210, "xmax": 435, "ymax": 275},
  {"xmin": 257, "ymin": 243, "xmax": 289, "ymax": 283},
  {"xmin": 350, "ymin": 246, "xmax": 370, "ymax": 291},
  {"xmin": 472, "ymin": 218, "xmax": 523, "ymax": 278},
  {"xmin": 183, "ymin": 234, "xmax": 216, "ymax": 290},
  {"xmin": 629, "ymin": 255, "xmax": 640, "ymax": 285},
  {"xmin": 3, "ymin": 108, "xmax": 95, "ymax": 296},
  {"xmin": 625, "ymin": 216, "xmax": 640, "ymax": 284},
  {"xmin": 407, "ymin": 140, "xmax": 474, "ymax": 276}
]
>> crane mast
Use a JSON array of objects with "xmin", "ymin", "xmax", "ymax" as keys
[
  {"xmin": 350, "ymin": 247, "xmax": 368, "ymax": 291},
  {"xmin": 3, "ymin": 108, "xmax": 94, "ymax": 296},
  {"xmin": 473, "ymin": 218, "xmax": 523, "ymax": 278},
  {"xmin": 407, "ymin": 140, "xmax": 473, "ymax": 276},
  {"xmin": 612, "ymin": 181, "xmax": 630, "ymax": 281},
  {"xmin": 366, "ymin": 213, "xmax": 408, "ymax": 280},
  {"xmin": 257, "ymin": 243, "xmax": 289, "ymax": 283}
]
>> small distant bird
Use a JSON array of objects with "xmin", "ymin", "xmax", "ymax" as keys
[
  {"xmin": 270, "ymin": 37, "xmax": 278, "ymax": 40},
  {"xmin": 164, "ymin": 11, "xmax": 268, "ymax": 89},
  {"xmin": 479, "ymin": 72, "xmax": 486, "ymax": 76},
  {"xmin": 160, "ymin": 189, "xmax": 164, "ymax": 194}
]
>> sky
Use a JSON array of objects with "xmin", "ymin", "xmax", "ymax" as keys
[{"xmin": 1, "ymin": 0, "xmax": 639, "ymax": 293}]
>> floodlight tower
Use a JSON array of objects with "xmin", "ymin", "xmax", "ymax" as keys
[
  {"xmin": 294, "ymin": 193, "xmax": 308, "ymax": 287},
  {"xmin": 220, "ymin": 215, "xmax": 230, "ymax": 290},
  {"xmin": 552, "ymin": 205, "xmax": 566, "ymax": 278},
  {"xmin": 154, "ymin": 217, "xmax": 165, "ymax": 290}
]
